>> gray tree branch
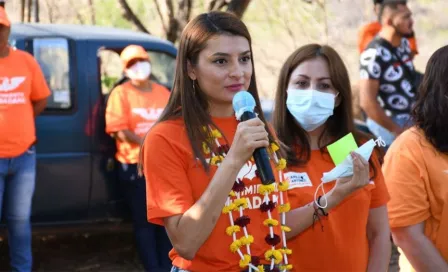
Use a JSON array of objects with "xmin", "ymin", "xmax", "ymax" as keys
[{"xmin": 117, "ymin": 0, "xmax": 150, "ymax": 34}]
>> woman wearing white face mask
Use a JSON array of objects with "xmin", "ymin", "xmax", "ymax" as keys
[
  {"xmin": 273, "ymin": 44, "xmax": 391, "ymax": 271},
  {"xmin": 105, "ymin": 44, "xmax": 172, "ymax": 271}
]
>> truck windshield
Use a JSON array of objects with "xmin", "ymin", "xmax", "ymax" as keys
[{"xmin": 147, "ymin": 51, "xmax": 175, "ymax": 89}]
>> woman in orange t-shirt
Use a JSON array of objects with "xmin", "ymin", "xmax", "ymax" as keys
[
  {"xmin": 105, "ymin": 44, "xmax": 172, "ymax": 271},
  {"xmin": 272, "ymin": 44, "xmax": 391, "ymax": 271},
  {"xmin": 383, "ymin": 45, "xmax": 448, "ymax": 271},
  {"xmin": 141, "ymin": 12, "xmax": 372, "ymax": 272}
]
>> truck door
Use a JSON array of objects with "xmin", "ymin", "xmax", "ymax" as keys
[{"xmin": 29, "ymin": 38, "xmax": 92, "ymax": 222}]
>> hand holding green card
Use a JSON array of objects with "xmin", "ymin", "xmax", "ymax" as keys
[{"xmin": 327, "ymin": 133, "xmax": 359, "ymax": 166}]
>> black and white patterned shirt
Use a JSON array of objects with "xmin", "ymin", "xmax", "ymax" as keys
[{"xmin": 359, "ymin": 37, "xmax": 416, "ymax": 120}]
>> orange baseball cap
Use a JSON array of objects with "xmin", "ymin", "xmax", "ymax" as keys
[
  {"xmin": 0, "ymin": 7, "xmax": 10, "ymax": 27},
  {"xmin": 120, "ymin": 45, "xmax": 150, "ymax": 68}
]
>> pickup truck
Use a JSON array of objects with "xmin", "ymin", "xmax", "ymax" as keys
[{"xmin": 4, "ymin": 23, "xmax": 177, "ymax": 230}]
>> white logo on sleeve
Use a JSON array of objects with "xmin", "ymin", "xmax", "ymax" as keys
[
  {"xmin": 368, "ymin": 62, "xmax": 382, "ymax": 79},
  {"xmin": 284, "ymin": 172, "xmax": 312, "ymax": 189},
  {"xmin": 360, "ymin": 48, "xmax": 378, "ymax": 66}
]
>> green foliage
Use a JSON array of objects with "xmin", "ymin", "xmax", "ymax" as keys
[{"xmin": 101, "ymin": 75, "xmax": 119, "ymax": 90}]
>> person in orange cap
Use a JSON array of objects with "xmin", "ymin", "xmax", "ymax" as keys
[
  {"xmin": 105, "ymin": 44, "xmax": 172, "ymax": 271},
  {"xmin": 0, "ymin": 6, "xmax": 51, "ymax": 272}
]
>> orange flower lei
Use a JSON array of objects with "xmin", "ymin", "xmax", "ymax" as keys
[{"xmin": 203, "ymin": 127, "xmax": 293, "ymax": 272}]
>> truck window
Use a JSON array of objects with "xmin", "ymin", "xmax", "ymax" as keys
[
  {"xmin": 99, "ymin": 49, "xmax": 175, "ymax": 95},
  {"xmin": 8, "ymin": 38, "xmax": 16, "ymax": 49},
  {"xmin": 33, "ymin": 38, "xmax": 71, "ymax": 110},
  {"xmin": 147, "ymin": 51, "xmax": 175, "ymax": 89}
]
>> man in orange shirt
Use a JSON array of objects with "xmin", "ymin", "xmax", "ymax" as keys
[
  {"xmin": 358, "ymin": 0, "xmax": 418, "ymax": 57},
  {"xmin": 105, "ymin": 45, "xmax": 171, "ymax": 272},
  {"xmin": 0, "ymin": 7, "xmax": 51, "ymax": 272}
]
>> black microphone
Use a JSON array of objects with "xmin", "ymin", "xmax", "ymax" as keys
[{"xmin": 232, "ymin": 91, "xmax": 275, "ymax": 185}]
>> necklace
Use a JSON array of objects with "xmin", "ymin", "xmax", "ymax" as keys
[{"xmin": 203, "ymin": 127, "xmax": 292, "ymax": 272}]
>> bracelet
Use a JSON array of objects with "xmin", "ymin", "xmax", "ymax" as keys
[
  {"xmin": 312, "ymin": 202, "xmax": 324, "ymax": 232},
  {"xmin": 317, "ymin": 196, "xmax": 329, "ymax": 216}
]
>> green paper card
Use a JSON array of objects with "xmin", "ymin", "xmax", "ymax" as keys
[{"xmin": 327, "ymin": 133, "xmax": 358, "ymax": 166}]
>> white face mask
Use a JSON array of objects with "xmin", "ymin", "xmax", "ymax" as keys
[
  {"xmin": 126, "ymin": 61, "xmax": 151, "ymax": 81},
  {"xmin": 286, "ymin": 89, "xmax": 336, "ymax": 131},
  {"xmin": 314, "ymin": 137, "xmax": 386, "ymax": 209}
]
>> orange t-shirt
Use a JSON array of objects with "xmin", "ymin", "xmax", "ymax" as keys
[
  {"xmin": 286, "ymin": 147, "xmax": 389, "ymax": 271},
  {"xmin": 105, "ymin": 81, "xmax": 170, "ymax": 164},
  {"xmin": 143, "ymin": 117, "xmax": 289, "ymax": 272},
  {"xmin": 383, "ymin": 127, "xmax": 448, "ymax": 266},
  {"xmin": 0, "ymin": 47, "xmax": 51, "ymax": 158},
  {"xmin": 358, "ymin": 21, "xmax": 418, "ymax": 55}
]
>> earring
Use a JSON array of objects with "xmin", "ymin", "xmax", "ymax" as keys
[{"xmin": 192, "ymin": 80, "xmax": 196, "ymax": 95}]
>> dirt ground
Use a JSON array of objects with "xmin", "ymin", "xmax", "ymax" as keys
[
  {"xmin": 0, "ymin": 231, "xmax": 401, "ymax": 272},
  {"xmin": 0, "ymin": 231, "xmax": 144, "ymax": 271}
]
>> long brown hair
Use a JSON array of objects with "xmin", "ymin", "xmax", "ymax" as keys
[
  {"xmin": 141, "ymin": 11, "xmax": 273, "ymax": 172},
  {"xmin": 273, "ymin": 44, "xmax": 382, "ymax": 172},
  {"xmin": 412, "ymin": 45, "xmax": 448, "ymax": 153}
]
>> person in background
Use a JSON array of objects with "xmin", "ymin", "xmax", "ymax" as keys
[
  {"xmin": 0, "ymin": 7, "xmax": 51, "ymax": 272},
  {"xmin": 383, "ymin": 45, "xmax": 448, "ymax": 272},
  {"xmin": 358, "ymin": 0, "xmax": 418, "ymax": 58},
  {"xmin": 273, "ymin": 44, "xmax": 391, "ymax": 271},
  {"xmin": 105, "ymin": 44, "xmax": 172, "ymax": 272},
  {"xmin": 359, "ymin": 0, "xmax": 417, "ymax": 148}
]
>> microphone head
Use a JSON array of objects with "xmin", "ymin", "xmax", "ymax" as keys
[{"xmin": 233, "ymin": 90, "xmax": 256, "ymax": 120}]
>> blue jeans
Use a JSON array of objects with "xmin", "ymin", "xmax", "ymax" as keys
[
  {"xmin": 0, "ymin": 146, "xmax": 36, "ymax": 272},
  {"xmin": 366, "ymin": 115, "xmax": 412, "ymax": 148},
  {"xmin": 119, "ymin": 163, "xmax": 172, "ymax": 272}
]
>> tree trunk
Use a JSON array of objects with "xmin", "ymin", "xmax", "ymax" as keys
[
  {"xmin": 174, "ymin": 0, "xmax": 192, "ymax": 42},
  {"xmin": 164, "ymin": 0, "xmax": 192, "ymax": 43},
  {"xmin": 43, "ymin": 0, "xmax": 54, "ymax": 23},
  {"xmin": 117, "ymin": 0, "xmax": 150, "ymax": 33},
  {"xmin": 208, "ymin": 0, "xmax": 227, "ymax": 11},
  {"xmin": 20, "ymin": 0, "xmax": 26, "ymax": 22},
  {"xmin": 165, "ymin": 0, "xmax": 178, "ymax": 42},
  {"xmin": 27, "ymin": 0, "xmax": 32, "ymax": 22},
  {"xmin": 35, "ymin": 0, "xmax": 40, "ymax": 23},
  {"xmin": 208, "ymin": 0, "xmax": 252, "ymax": 19},
  {"xmin": 88, "ymin": 0, "xmax": 96, "ymax": 24},
  {"xmin": 226, "ymin": 0, "xmax": 251, "ymax": 19}
]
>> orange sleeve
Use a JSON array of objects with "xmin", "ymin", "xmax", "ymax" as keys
[
  {"xmin": 27, "ymin": 54, "xmax": 51, "ymax": 101},
  {"xmin": 382, "ymin": 149, "xmax": 430, "ymax": 228},
  {"xmin": 105, "ymin": 86, "xmax": 130, "ymax": 133},
  {"xmin": 408, "ymin": 36, "xmax": 419, "ymax": 54},
  {"xmin": 358, "ymin": 22, "xmax": 381, "ymax": 53},
  {"xmin": 369, "ymin": 151, "xmax": 390, "ymax": 209},
  {"xmin": 143, "ymin": 128, "xmax": 194, "ymax": 225}
]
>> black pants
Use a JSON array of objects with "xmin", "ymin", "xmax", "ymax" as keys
[{"xmin": 119, "ymin": 163, "xmax": 172, "ymax": 272}]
